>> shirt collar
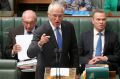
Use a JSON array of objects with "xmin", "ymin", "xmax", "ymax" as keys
[
  {"xmin": 24, "ymin": 27, "xmax": 35, "ymax": 35},
  {"xmin": 94, "ymin": 28, "xmax": 105, "ymax": 35},
  {"xmin": 49, "ymin": 20, "xmax": 61, "ymax": 31}
]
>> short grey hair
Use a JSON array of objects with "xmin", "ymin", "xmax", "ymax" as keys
[
  {"xmin": 48, "ymin": 1, "xmax": 65, "ymax": 13},
  {"xmin": 22, "ymin": 10, "xmax": 37, "ymax": 22}
]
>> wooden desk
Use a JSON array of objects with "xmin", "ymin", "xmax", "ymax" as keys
[
  {"xmin": 0, "ymin": 11, "xmax": 14, "ymax": 17},
  {"xmin": 44, "ymin": 68, "xmax": 76, "ymax": 79},
  {"xmin": 19, "ymin": 0, "xmax": 52, "ymax": 4},
  {"xmin": 81, "ymin": 71, "xmax": 116, "ymax": 79}
]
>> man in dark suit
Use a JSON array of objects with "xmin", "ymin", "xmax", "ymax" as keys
[
  {"xmin": 0, "ymin": 0, "xmax": 11, "ymax": 11},
  {"xmin": 27, "ymin": 1, "xmax": 79, "ymax": 79},
  {"xmin": 5, "ymin": 10, "xmax": 37, "ymax": 79},
  {"xmin": 78, "ymin": 10, "xmax": 120, "ymax": 74}
]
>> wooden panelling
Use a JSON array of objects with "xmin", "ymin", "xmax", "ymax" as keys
[{"xmin": 19, "ymin": 0, "xmax": 52, "ymax": 4}]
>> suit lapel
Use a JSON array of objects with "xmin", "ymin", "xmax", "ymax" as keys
[
  {"xmin": 60, "ymin": 22, "xmax": 67, "ymax": 50},
  {"xmin": 88, "ymin": 30, "xmax": 94, "ymax": 55},
  {"xmin": 103, "ymin": 31, "xmax": 109, "ymax": 54},
  {"xmin": 46, "ymin": 22, "xmax": 58, "ymax": 48}
]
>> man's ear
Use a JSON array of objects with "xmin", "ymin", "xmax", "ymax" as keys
[{"xmin": 91, "ymin": 18, "xmax": 94, "ymax": 24}]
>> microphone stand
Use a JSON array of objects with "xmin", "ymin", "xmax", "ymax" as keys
[
  {"xmin": 55, "ymin": 48, "xmax": 62, "ymax": 79},
  {"xmin": 58, "ymin": 49, "xmax": 62, "ymax": 79},
  {"xmin": 55, "ymin": 48, "xmax": 58, "ymax": 79}
]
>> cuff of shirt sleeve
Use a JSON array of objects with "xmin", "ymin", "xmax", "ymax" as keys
[
  {"xmin": 11, "ymin": 50, "xmax": 15, "ymax": 57},
  {"xmin": 103, "ymin": 56, "xmax": 108, "ymax": 61},
  {"xmin": 38, "ymin": 42, "xmax": 42, "ymax": 48}
]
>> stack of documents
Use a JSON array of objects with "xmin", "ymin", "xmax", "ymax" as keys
[
  {"xmin": 17, "ymin": 58, "xmax": 37, "ymax": 67},
  {"xmin": 17, "ymin": 58, "xmax": 37, "ymax": 72},
  {"xmin": 16, "ymin": 35, "xmax": 37, "ymax": 72}
]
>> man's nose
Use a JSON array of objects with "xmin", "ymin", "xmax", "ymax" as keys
[
  {"xmin": 27, "ymin": 23, "xmax": 31, "ymax": 27},
  {"xmin": 100, "ymin": 20, "xmax": 104, "ymax": 24}
]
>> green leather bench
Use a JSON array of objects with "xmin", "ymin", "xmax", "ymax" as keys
[
  {"xmin": 0, "ymin": 59, "xmax": 17, "ymax": 79},
  {"xmin": 0, "ymin": 16, "xmax": 120, "ymax": 78},
  {"xmin": 0, "ymin": 17, "xmax": 120, "ymax": 55}
]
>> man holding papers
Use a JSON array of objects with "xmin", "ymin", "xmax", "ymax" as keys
[
  {"xmin": 5, "ymin": 10, "xmax": 38, "ymax": 79},
  {"xmin": 5, "ymin": 10, "xmax": 37, "ymax": 60}
]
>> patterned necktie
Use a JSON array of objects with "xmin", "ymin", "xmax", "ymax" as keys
[
  {"xmin": 95, "ymin": 32, "xmax": 102, "ymax": 56},
  {"xmin": 55, "ymin": 27, "xmax": 62, "ymax": 48}
]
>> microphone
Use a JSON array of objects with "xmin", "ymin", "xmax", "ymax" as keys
[
  {"xmin": 54, "ymin": 48, "xmax": 58, "ymax": 53},
  {"xmin": 58, "ymin": 48, "xmax": 62, "ymax": 54},
  {"xmin": 54, "ymin": 48, "xmax": 62, "ymax": 54},
  {"xmin": 54, "ymin": 48, "xmax": 63, "ymax": 79},
  {"xmin": 54, "ymin": 48, "xmax": 63, "ymax": 67}
]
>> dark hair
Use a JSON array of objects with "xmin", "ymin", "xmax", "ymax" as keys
[{"xmin": 92, "ymin": 9, "xmax": 106, "ymax": 17}]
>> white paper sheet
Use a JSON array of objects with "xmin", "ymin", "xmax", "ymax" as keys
[
  {"xmin": 50, "ymin": 68, "xmax": 69, "ymax": 76},
  {"xmin": 15, "ymin": 35, "xmax": 33, "ymax": 61}
]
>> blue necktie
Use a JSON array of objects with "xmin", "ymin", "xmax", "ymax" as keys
[
  {"xmin": 56, "ymin": 27, "xmax": 62, "ymax": 48},
  {"xmin": 96, "ymin": 32, "xmax": 102, "ymax": 56}
]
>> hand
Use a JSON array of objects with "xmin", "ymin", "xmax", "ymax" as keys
[
  {"xmin": 12, "ymin": 44, "xmax": 21, "ymax": 54},
  {"xmin": 88, "ymin": 57, "xmax": 101, "ymax": 64},
  {"xmin": 38, "ymin": 33, "xmax": 50, "ymax": 47},
  {"xmin": 88, "ymin": 58, "xmax": 97, "ymax": 64},
  {"xmin": 94, "ymin": 56, "xmax": 108, "ymax": 61},
  {"xmin": 88, "ymin": 56, "xmax": 108, "ymax": 64}
]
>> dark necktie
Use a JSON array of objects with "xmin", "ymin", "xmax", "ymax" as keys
[
  {"xmin": 55, "ymin": 27, "xmax": 62, "ymax": 49},
  {"xmin": 95, "ymin": 32, "xmax": 102, "ymax": 56},
  {"xmin": 27, "ymin": 31, "xmax": 32, "ymax": 34}
]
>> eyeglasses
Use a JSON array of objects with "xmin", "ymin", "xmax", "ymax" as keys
[{"xmin": 23, "ymin": 21, "xmax": 35, "ymax": 25}]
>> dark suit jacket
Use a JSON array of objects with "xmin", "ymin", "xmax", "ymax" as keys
[
  {"xmin": 0, "ymin": 0, "xmax": 11, "ymax": 11},
  {"xmin": 78, "ymin": 29, "xmax": 120, "ymax": 71},
  {"xmin": 27, "ymin": 21, "xmax": 79, "ymax": 79},
  {"xmin": 0, "ymin": 44, "xmax": 2, "ymax": 58},
  {"xmin": 5, "ymin": 25, "xmax": 37, "ymax": 60}
]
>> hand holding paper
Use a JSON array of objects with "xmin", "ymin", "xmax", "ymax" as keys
[{"xmin": 15, "ymin": 35, "xmax": 33, "ymax": 61}]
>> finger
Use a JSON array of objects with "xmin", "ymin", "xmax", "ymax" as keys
[
  {"xmin": 42, "ymin": 33, "xmax": 46, "ymax": 37},
  {"xmin": 46, "ymin": 36, "xmax": 50, "ymax": 38}
]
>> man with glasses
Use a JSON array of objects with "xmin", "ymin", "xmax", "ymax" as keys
[
  {"xmin": 27, "ymin": 1, "xmax": 79, "ymax": 79},
  {"xmin": 5, "ymin": 10, "xmax": 38, "ymax": 79}
]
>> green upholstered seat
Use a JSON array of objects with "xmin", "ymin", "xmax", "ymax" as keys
[
  {"xmin": 106, "ymin": 18, "xmax": 119, "ymax": 34},
  {"xmin": 0, "ymin": 17, "xmax": 120, "ymax": 54},
  {"xmin": 64, "ymin": 17, "xmax": 80, "ymax": 41},
  {"xmin": 1, "ymin": 17, "xmax": 15, "ymax": 53},
  {"xmin": 79, "ymin": 17, "xmax": 92, "ymax": 33},
  {"xmin": 15, "ymin": 17, "xmax": 22, "ymax": 28},
  {"xmin": 0, "ymin": 59, "xmax": 17, "ymax": 79}
]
